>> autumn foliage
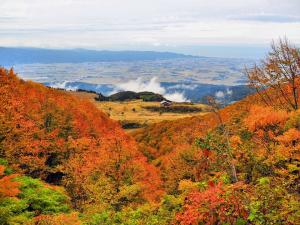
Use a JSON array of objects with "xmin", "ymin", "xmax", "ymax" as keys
[
  {"xmin": 176, "ymin": 182, "xmax": 247, "ymax": 225},
  {"xmin": 0, "ymin": 68, "xmax": 163, "ymax": 212},
  {"xmin": 246, "ymin": 38, "xmax": 300, "ymax": 110},
  {"xmin": 0, "ymin": 39, "xmax": 299, "ymax": 225},
  {"xmin": 133, "ymin": 60, "xmax": 300, "ymax": 224},
  {"xmin": 0, "ymin": 165, "xmax": 20, "ymax": 198}
]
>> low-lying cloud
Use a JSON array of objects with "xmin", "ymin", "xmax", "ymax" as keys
[
  {"xmin": 168, "ymin": 83, "xmax": 198, "ymax": 90},
  {"xmin": 164, "ymin": 92, "xmax": 189, "ymax": 102},
  {"xmin": 49, "ymin": 81, "xmax": 78, "ymax": 91},
  {"xmin": 114, "ymin": 77, "xmax": 165, "ymax": 94},
  {"xmin": 215, "ymin": 88, "xmax": 232, "ymax": 99},
  {"xmin": 112, "ymin": 77, "xmax": 190, "ymax": 102}
]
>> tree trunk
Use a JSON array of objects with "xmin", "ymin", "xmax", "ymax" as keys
[{"xmin": 230, "ymin": 163, "xmax": 238, "ymax": 183}]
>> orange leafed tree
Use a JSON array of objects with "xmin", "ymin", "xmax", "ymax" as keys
[
  {"xmin": 176, "ymin": 182, "xmax": 247, "ymax": 225},
  {"xmin": 0, "ymin": 165, "xmax": 20, "ymax": 198},
  {"xmin": 246, "ymin": 38, "xmax": 300, "ymax": 110},
  {"xmin": 0, "ymin": 68, "xmax": 163, "ymax": 209}
]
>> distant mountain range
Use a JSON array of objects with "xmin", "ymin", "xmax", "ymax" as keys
[{"xmin": 0, "ymin": 47, "xmax": 196, "ymax": 65}]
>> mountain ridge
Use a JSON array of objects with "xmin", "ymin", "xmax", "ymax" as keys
[{"xmin": 0, "ymin": 47, "xmax": 197, "ymax": 65}]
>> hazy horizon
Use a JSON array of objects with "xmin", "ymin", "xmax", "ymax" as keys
[
  {"xmin": 1, "ymin": 0, "xmax": 299, "ymax": 58},
  {"xmin": 0, "ymin": 45, "xmax": 269, "ymax": 59}
]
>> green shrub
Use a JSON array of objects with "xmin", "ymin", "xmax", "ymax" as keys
[
  {"xmin": 16, "ymin": 176, "xmax": 71, "ymax": 215},
  {"xmin": 0, "ymin": 174, "xmax": 72, "ymax": 225}
]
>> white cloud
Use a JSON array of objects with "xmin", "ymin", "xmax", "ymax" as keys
[
  {"xmin": 113, "ymin": 77, "xmax": 165, "ymax": 94},
  {"xmin": 226, "ymin": 88, "xmax": 233, "ymax": 95},
  {"xmin": 48, "ymin": 81, "xmax": 78, "ymax": 91},
  {"xmin": 164, "ymin": 92, "xmax": 189, "ymax": 102},
  {"xmin": 0, "ymin": 0, "xmax": 299, "ymax": 50},
  {"xmin": 215, "ymin": 88, "xmax": 233, "ymax": 99},
  {"xmin": 215, "ymin": 91, "xmax": 225, "ymax": 98},
  {"xmin": 168, "ymin": 84, "xmax": 198, "ymax": 90},
  {"xmin": 112, "ymin": 77, "xmax": 190, "ymax": 102},
  {"xmin": 229, "ymin": 14, "xmax": 300, "ymax": 23}
]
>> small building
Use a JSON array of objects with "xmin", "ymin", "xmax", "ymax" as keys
[{"xmin": 160, "ymin": 100, "xmax": 172, "ymax": 107}]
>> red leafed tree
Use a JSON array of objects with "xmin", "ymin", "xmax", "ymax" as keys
[
  {"xmin": 176, "ymin": 182, "xmax": 247, "ymax": 225},
  {"xmin": 0, "ymin": 165, "xmax": 20, "ymax": 198},
  {"xmin": 0, "ymin": 68, "xmax": 163, "ymax": 210}
]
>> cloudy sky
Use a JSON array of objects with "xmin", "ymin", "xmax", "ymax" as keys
[{"xmin": 1, "ymin": 0, "xmax": 299, "ymax": 56}]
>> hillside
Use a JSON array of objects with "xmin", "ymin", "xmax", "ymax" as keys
[
  {"xmin": 0, "ymin": 68, "xmax": 163, "ymax": 223},
  {"xmin": 133, "ymin": 99, "xmax": 249, "ymax": 159},
  {"xmin": 132, "ymin": 84, "xmax": 300, "ymax": 223},
  {"xmin": 1, "ymin": 62, "xmax": 299, "ymax": 224}
]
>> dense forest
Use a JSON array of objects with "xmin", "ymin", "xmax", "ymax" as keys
[{"xmin": 0, "ymin": 39, "xmax": 299, "ymax": 224}]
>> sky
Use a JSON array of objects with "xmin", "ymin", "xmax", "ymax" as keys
[{"xmin": 0, "ymin": 0, "xmax": 300, "ymax": 57}]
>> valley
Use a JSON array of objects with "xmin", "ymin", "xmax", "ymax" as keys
[
  {"xmin": 1, "ymin": 0, "xmax": 299, "ymax": 223},
  {"xmin": 0, "ymin": 40, "xmax": 299, "ymax": 225}
]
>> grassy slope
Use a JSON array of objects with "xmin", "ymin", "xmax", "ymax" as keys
[{"xmin": 69, "ymin": 91, "xmax": 209, "ymax": 132}]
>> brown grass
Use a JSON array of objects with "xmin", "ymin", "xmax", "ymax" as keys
[{"xmin": 68, "ymin": 91, "xmax": 209, "ymax": 132}]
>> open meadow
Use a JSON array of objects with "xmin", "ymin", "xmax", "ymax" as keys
[{"xmin": 69, "ymin": 91, "xmax": 209, "ymax": 132}]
